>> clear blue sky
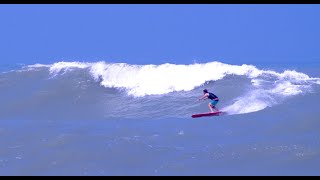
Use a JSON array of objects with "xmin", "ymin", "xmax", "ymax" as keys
[{"xmin": 1, "ymin": 4, "xmax": 320, "ymax": 66}]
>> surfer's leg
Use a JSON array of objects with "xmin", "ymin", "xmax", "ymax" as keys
[
  {"xmin": 211, "ymin": 100, "xmax": 219, "ymax": 112},
  {"xmin": 208, "ymin": 103, "xmax": 214, "ymax": 112},
  {"xmin": 213, "ymin": 106, "xmax": 219, "ymax": 112}
]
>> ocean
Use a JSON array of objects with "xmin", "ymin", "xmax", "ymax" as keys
[{"xmin": 0, "ymin": 60, "xmax": 320, "ymax": 175}]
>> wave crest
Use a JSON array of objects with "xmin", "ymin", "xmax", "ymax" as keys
[{"xmin": 23, "ymin": 61, "xmax": 320, "ymax": 115}]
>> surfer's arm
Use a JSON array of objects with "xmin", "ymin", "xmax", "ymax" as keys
[{"xmin": 198, "ymin": 94, "xmax": 208, "ymax": 101}]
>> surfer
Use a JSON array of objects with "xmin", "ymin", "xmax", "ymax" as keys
[{"xmin": 197, "ymin": 89, "xmax": 219, "ymax": 112}]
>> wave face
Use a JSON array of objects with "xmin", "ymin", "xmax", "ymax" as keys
[{"xmin": 0, "ymin": 61, "xmax": 319, "ymax": 120}]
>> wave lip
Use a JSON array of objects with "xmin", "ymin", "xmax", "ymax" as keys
[
  {"xmin": 34, "ymin": 61, "xmax": 319, "ymax": 96},
  {"xmin": 87, "ymin": 61, "xmax": 265, "ymax": 97},
  {"xmin": 19, "ymin": 60, "xmax": 320, "ymax": 116}
]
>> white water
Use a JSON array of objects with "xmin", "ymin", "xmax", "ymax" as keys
[{"xmin": 25, "ymin": 61, "xmax": 320, "ymax": 115}]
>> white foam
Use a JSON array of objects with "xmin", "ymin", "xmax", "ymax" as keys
[
  {"xmin": 48, "ymin": 61, "xmax": 91, "ymax": 75},
  {"xmin": 27, "ymin": 63, "xmax": 51, "ymax": 68},
  {"xmin": 222, "ymin": 99, "xmax": 268, "ymax": 115},
  {"xmin": 222, "ymin": 74, "xmax": 318, "ymax": 115},
  {"xmin": 16, "ymin": 63, "xmax": 50, "ymax": 72},
  {"xmin": 269, "ymin": 81, "xmax": 303, "ymax": 96},
  {"xmin": 87, "ymin": 61, "xmax": 265, "ymax": 97},
  {"xmin": 251, "ymin": 79, "xmax": 264, "ymax": 87},
  {"xmin": 28, "ymin": 61, "xmax": 260, "ymax": 96},
  {"xmin": 223, "ymin": 74, "xmax": 316, "ymax": 115},
  {"xmin": 221, "ymin": 90, "xmax": 276, "ymax": 115},
  {"xmin": 24, "ymin": 60, "xmax": 320, "ymax": 115},
  {"xmin": 280, "ymin": 70, "xmax": 311, "ymax": 81},
  {"xmin": 25, "ymin": 61, "xmax": 320, "ymax": 96}
]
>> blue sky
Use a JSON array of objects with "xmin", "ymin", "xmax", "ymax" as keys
[{"xmin": 0, "ymin": 4, "xmax": 320, "ymax": 66}]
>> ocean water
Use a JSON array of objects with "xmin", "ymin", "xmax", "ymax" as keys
[{"xmin": 0, "ymin": 60, "xmax": 320, "ymax": 175}]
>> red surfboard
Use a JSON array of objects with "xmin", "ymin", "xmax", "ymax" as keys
[{"xmin": 191, "ymin": 111, "xmax": 222, "ymax": 118}]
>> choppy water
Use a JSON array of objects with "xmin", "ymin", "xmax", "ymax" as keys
[{"xmin": 0, "ymin": 61, "xmax": 319, "ymax": 175}]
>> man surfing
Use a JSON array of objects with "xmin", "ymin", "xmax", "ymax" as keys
[{"xmin": 197, "ymin": 89, "xmax": 220, "ymax": 113}]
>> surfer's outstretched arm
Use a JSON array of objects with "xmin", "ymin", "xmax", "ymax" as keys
[{"xmin": 198, "ymin": 93, "xmax": 208, "ymax": 101}]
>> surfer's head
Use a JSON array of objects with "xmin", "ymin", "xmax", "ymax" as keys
[{"xmin": 203, "ymin": 89, "xmax": 208, "ymax": 94}]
